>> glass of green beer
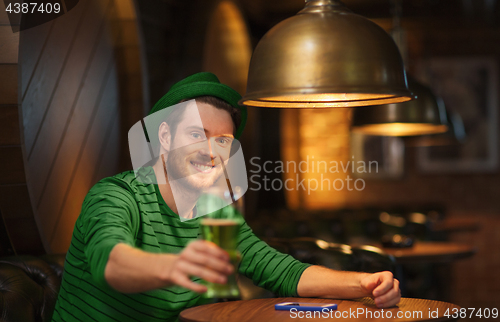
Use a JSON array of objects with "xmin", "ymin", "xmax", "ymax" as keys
[
  {"xmin": 200, "ymin": 217, "xmax": 240, "ymax": 298},
  {"xmin": 198, "ymin": 187, "xmax": 243, "ymax": 299}
]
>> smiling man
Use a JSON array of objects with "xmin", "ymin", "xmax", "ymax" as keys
[{"xmin": 52, "ymin": 73, "xmax": 400, "ymax": 322}]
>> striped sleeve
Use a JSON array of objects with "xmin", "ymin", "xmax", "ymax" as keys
[
  {"xmin": 236, "ymin": 222, "xmax": 311, "ymax": 297},
  {"xmin": 79, "ymin": 178, "xmax": 140, "ymax": 289}
]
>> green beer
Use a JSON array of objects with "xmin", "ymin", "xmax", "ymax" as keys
[{"xmin": 200, "ymin": 218, "xmax": 240, "ymax": 298}]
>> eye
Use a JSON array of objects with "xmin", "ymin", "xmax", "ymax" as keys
[
  {"xmin": 191, "ymin": 132, "xmax": 203, "ymax": 139},
  {"xmin": 216, "ymin": 137, "xmax": 233, "ymax": 145}
]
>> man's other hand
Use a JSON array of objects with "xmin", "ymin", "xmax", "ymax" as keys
[
  {"xmin": 165, "ymin": 240, "xmax": 234, "ymax": 293},
  {"xmin": 360, "ymin": 271, "xmax": 401, "ymax": 308}
]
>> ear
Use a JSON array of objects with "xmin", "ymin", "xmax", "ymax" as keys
[{"xmin": 158, "ymin": 122, "xmax": 171, "ymax": 153}]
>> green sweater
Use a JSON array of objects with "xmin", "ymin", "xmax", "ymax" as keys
[{"xmin": 52, "ymin": 168, "xmax": 310, "ymax": 321}]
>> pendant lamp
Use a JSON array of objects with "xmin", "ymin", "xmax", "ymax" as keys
[
  {"xmin": 351, "ymin": 76, "xmax": 449, "ymax": 136},
  {"xmin": 239, "ymin": 0, "xmax": 414, "ymax": 108},
  {"xmin": 405, "ymin": 111, "xmax": 466, "ymax": 147},
  {"xmin": 350, "ymin": 0, "xmax": 448, "ymax": 136}
]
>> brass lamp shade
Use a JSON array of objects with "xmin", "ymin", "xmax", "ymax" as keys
[
  {"xmin": 405, "ymin": 111, "xmax": 466, "ymax": 147},
  {"xmin": 239, "ymin": 0, "xmax": 413, "ymax": 108},
  {"xmin": 351, "ymin": 76, "xmax": 449, "ymax": 136}
]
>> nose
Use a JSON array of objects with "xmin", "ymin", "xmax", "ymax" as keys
[{"xmin": 198, "ymin": 138, "xmax": 216, "ymax": 165}]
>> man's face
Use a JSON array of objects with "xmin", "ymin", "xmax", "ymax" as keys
[{"xmin": 165, "ymin": 102, "xmax": 234, "ymax": 190}]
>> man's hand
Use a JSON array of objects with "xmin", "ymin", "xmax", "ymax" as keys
[
  {"xmin": 165, "ymin": 240, "xmax": 234, "ymax": 293},
  {"xmin": 105, "ymin": 241, "xmax": 233, "ymax": 293},
  {"xmin": 360, "ymin": 271, "xmax": 401, "ymax": 308},
  {"xmin": 297, "ymin": 266, "xmax": 401, "ymax": 308}
]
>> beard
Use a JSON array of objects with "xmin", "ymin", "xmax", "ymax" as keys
[{"xmin": 165, "ymin": 148, "xmax": 224, "ymax": 191}]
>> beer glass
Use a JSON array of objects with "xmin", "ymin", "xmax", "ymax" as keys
[{"xmin": 198, "ymin": 187, "xmax": 243, "ymax": 299}]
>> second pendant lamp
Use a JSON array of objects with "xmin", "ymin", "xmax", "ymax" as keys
[
  {"xmin": 351, "ymin": 0, "xmax": 449, "ymax": 136},
  {"xmin": 351, "ymin": 76, "xmax": 449, "ymax": 136}
]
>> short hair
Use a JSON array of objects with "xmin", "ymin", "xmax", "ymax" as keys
[{"xmin": 165, "ymin": 96, "xmax": 241, "ymax": 140}]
